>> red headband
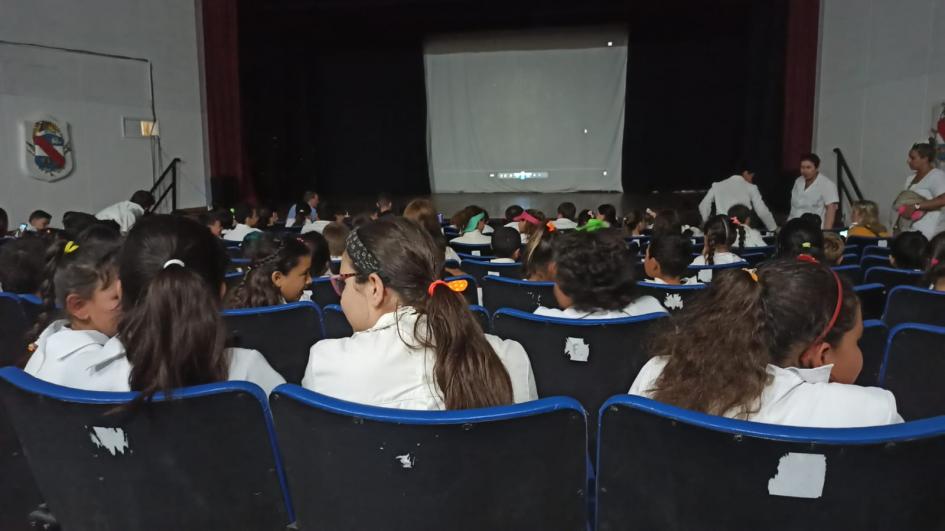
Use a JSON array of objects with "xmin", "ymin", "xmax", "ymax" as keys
[
  {"xmin": 513, "ymin": 212, "xmax": 541, "ymax": 226},
  {"xmin": 797, "ymin": 254, "xmax": 844, "ymax": 349}
]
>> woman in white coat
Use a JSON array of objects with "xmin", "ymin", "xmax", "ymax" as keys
[{"xmin": 789, "ymin": 153, "xmax": 839, "ymax": 229}]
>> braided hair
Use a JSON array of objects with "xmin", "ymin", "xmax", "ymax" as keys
[
  {"xmin": 224, "ymin": 237, "xmax": 311, "ymax": 308},
  {"xmin": 702, "ymin": 215, "xmax": 736, "ymax": 265}
]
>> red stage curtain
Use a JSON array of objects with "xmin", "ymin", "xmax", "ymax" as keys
[
  {"xmin": 202, "ymin": 0, "xmax": 255, "ymax": 204},
  {"xmin": 781, "ymin": 0, "xmax": 821, "ymax": 172}
]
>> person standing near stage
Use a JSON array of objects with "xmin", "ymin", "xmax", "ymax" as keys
[
  {"xmin": 286, "ymin": 191, "xmax": 319, "ymax": 224},
  {"xmin": 698, "ymin": 164, "xmax": 778, "ymax": 231},
  {"xmin": 788, "ymin": 153, "xmax": 838, "ymax": 229}
]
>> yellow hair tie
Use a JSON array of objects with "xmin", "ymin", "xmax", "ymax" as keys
[
  {"xmin": 742, "ymin": 268, "xmax": 759, "ymax": 282},
  {"xmin": 801, "ymin": 242, "xmax": 812, "ymax": 249},
  {"xmin": 64, "ymin": 241, "xmax": 79, "ymax": 254}
]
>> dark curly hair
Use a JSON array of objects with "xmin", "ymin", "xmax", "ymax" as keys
[
  {"xmin": 649, "ymin": 258, "xmax": 859, "ymax": 417},
  {"xmin": 553, "ymin": 229, "xmax": 638, "ymax": 311}
]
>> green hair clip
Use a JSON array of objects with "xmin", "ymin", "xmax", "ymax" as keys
[
  {"xmin": 577, "ymin": 218, "xmax": 606, "ymax": 233},
  {"xmin": 464, "ymin": 212, "xmax": 486, "ymax": 233}
]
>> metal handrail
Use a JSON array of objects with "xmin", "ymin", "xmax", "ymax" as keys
[
  {"xmin": 149, "ymin": 158, "xmax": 180, "ymax": 213},
  {"xmin": 833, "ymin": 148, "xmax": 865, "ymax": 226}
]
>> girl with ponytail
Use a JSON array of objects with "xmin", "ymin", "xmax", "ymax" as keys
[
  {"xmin": 726, "ymin": 204, "xmax": 767, "ymax": 248},
  {"xmin": 47, "ymin": 215, "xmax": 285, "ymax": 397},
  {"xmin": 689, "ymin": 215, "xmax": 742, "ymax": 282},
  {"xmin": 923, "ymin": 232, "xmax": 945, "ymax": 291},
  {"xmin": 24, "ymin": 239, "xmax": 121, "ymax": 385},
  {"xmin": 631, "ymin": 258, "xmax": 902, "ymax": 427},
  {"xmin": 301, "ymin": 217, "xmax": 536, "ymax": 410}
]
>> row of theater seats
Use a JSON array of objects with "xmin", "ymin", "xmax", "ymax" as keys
[{"xmin": 3, "ymin": 366, "xmax": 945, "ymax": 530}]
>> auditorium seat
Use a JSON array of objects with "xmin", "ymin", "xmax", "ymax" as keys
[
  {"xmin": 459, "ymin": 259, "xmax": 522, "ymax": 281},
  {"xmin": 310, "ymin": 276, "xmax": 341, "ymax": 307},
  {"xmin": 864, "ymin": 267, "xmax": 923, "ymax": 291},
  {"xmin": 686, "ymin": 261, "xmax": 748, "ymax": 282},
  {"xmin": 854, "ymin": 283, "xmax": 886, "ymax": 321},
  {"xmin": 223, "ymin": 302, "xmax": 324, "ymax": 383},
  {"xmin": 855, "ymin": 319, "xmax": 888, "ymax": 387},
  {"xmin": 480, "ymin": 276, "xmax": 558, "ymax": 314},
  {"xmin": 448, "ymin": 242, "xmax": 492, "ymax": 256},
  {"xmin": 832, "ymin": 264, "xmax": 862, "ymax": 285},
  {"xmin": 322, "ymin": 304, "xmax": 491, "ymax": 338},
  {"xmin": 492, "ymin": 308, "xmax": 665, "ymax": 443},
  {"xmin": 0, "ymin": 394, "xmax": 43, "ymax": 530},
  {"xmin": 635, "ymin": 281, "xmax": 707, "ymax": 313},
  {"xmin": 883, "ymin": 286, "xmax": 945, "ymax": 328},
  {"xmin": 457, "ymin": 252, "xmax": 495, "ymax": 262},
  {"xmin": 0, "ymin": 368, "xmax": 293, "ymax": 531},
  {"xmin": 738, "ymin": 252, "xmax": 767, "ymax": 267},
  {"xmin": 846, "ymin": 236, "xmax": 889, "ymax": 254},
  {"xmin": 862, "ymin": 245, "xmax": 892, "ymax": 258},
  {"xmin": 734, "ymin": 245, "xmax": 776, "ymax": 258},
  {"xmin": 224, "ymin": 270, "xmax": 244, "ymax": 291},
  {"xmin": 597, "ymin": 394, "xmax": 945, "ymax": 530},
  {"xmin": 839, "ymin": 253, "xmax": 859, "ymax": 265},
  {"xmin": 329, "ymin": 259, "xmax": 341, "ymax": 275},
  {"xmin": 880, "ymin": 323, "xmax": 945, "ymax": 419},
  {"xmin": 269, "ymin": 386, "xmax": 587, "ymax": 531},
  {"xmin": 0, "ymin": 293, "xmax": 30, "ymax": 367},
  {"xmin": 445, "ymin": 274, "xmax": 478, "ymax": 306},
  {"xmin": 860, "ymin": 254, "xmax": 891, "ymax": 270}
]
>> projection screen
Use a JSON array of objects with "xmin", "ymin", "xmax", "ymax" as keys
[{"xmin": 424, "ymin": 28, "xmax": 627, "ymax": 193}]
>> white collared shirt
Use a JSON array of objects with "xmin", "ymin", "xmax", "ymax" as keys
[
  {"xmin": 552, "ymin": 218, "xmax": 578, "ymax": 230},
  {"xmin": 223, "ymin": 223, "xmax": 262, "ymax": 242},
  {"xmin": 302, "ymin": 307, "xmax": 537, "ymax": 409},
  {"xmin": 734, "ymin": 226, "xmax": 767, "ymax": 248},
  {"xmin": 95, "ymin": 200, "xmax": 145, "ymax": 234},
  {"xmin": 699, "ymin": 175, "xmax": 778, "ymax": 231},
  {"xmin": 646, "ymin": 277, "xmax": 700, "ymax": 285},
  {"xmin": 300, "ymin": 220, "xmax": 331, "ymax": 234},
  {"xmin": 905, "ymin": 168, "xmax": 945, "ymax": 239},
  {"xmin": 26, "ymin": 324, "xmax": 285, "ymax": 395},
  {"xmin": 489, "ymin": 257, "xmax": 517, "ymax": 264},
  {"xmin": 450, "ymin": 229, "xmax": 492, "ymax": 245},
  {"xmin": 630, "ymin": 356, "xmax": 903, "ymax": 427},
  {"xmin": 689, "ymin": 251, "xmax": 744, "ymax": 282},
  {"xmin": 503, "ymin": 221, "xmax": 521, "ymax": 232},
  {"xmin": 534, "ymin": 296, "xmax": 667, "ymax": 319},
  {"xmin": 445, "ymin": 246, "xmax": 462, "ymax": 264},
  {"xmin": 789, "ymin": 173, "xmax": 839, "ymax": 223}
]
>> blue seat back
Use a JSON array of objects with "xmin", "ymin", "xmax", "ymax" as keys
[
  {"xmin": 863, "ymin": 245, "xmax": 892, "ymax": 258},
  {"xmin": 635, "ymin": 282, "xmax": 707, "ymax": 313},
  {"xmin": 855, "ymin": 319, "xmax": 888, "ymax": 387},
  {"xmin": 0, "ymin": 368, "xmax": 291, "ymax": 530},
  {"xmin": 832, "ymin": 264, "xmax": 862, "ymax": 285},
  {"xmin": 0, "ymin": 293, "xmax": 30, "ymax": 366},
  {"xmin": 445, "ymin": 274, "xmax": 479, "ymax": 306},
  {"xmin": 0, "ymin": 374, "xmax": 43, "ymax": 529},
  {"xmin": 469, "ymin": 305, "xmax": 492, "ymax": 333},
  {"xmin": 492, "ymin": 309, "xmax": 665, "ymax": 439},
  {"xmin": 480, "ymin": 276, "xmax": 558, "ymax": 314},
  {"xmin": 270, "ymin": 387, "xmax": 587, "ymax": 531},
  {"xmin": 448, "ymin": 242, "xmax": 493, "ymax": 256},
  {"xmin": 880, "ymin": 324, "xmax": 945, "ymax": 419},
  {"xmin": 310, "ymin": 276, "xmax": 340, "ymax": 307},
  {"xmin": 864, "ymin": 266, "xmax": 923, "ymax": 291},
  {"xmin": 597, "ymin": 394, "xmax": 945, "ymax": 530},
  {"xmin": 459, "ymin": 259, "xmax": 523, "ymax": 281},
  {"xmin": 854, "ymin": 283, "xmax": 886, "ymax": 321},
  {"xmin": 839, "ymin": 252, "xmax": 859, "ymax": 265},
  {"xmin": 884, "ymin": 286, "xmax": 945, "ymax": 328},
  {"xmin": 846, "ymin": 236, "xmax": 889, "ymax": 254},
  {"xmin": 457, "ymin": 252, "xmax": 495, "ymax": 261},
  {"xmin": 860, "ymin": 254, "xmax": 891, "ymax": 270},
  {"xmin": 223, "ymin": 302, "xmax": 324, "ymax": 383},
  {"xmin": 687, "ymin": 261, "xmax": 748, "ymax": 282}
]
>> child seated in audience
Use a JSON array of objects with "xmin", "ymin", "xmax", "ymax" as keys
[
  {"xmin": 403, "ymin": 198, "xmax": 462, "ymax": 274},
  {"xmin": 301, "ymin": 217, "xmax": 536, "ymax": 409},
  {"xmin": 679, "ymin": 210, "xmax": 704, "ymax": 237},
  {"xmin": 924, "ymin": 233, "xmax": 945, "ymax": 291},
  {"xmin": 552, "ymin": 202, "xmax": 578, "ymax": 230},
  {"xmin": 690, "ymin": 215, "xmax": 742, "ymax": 282},
  {"xmin": 450, "ymin": 206, "xmax": 492, "ymax": 244},
  {"xmin": 292, "ymin": 202, "xmax": 312, "ymax": 228},
  {"xmin": 727, "ymin": 204, "xmax": 766, "ymax": 248},
  {"xmin": 226, "ymin": 237, "xmax": 313, "ymax": 308},
  {"xmin": 800, "ymin": 212, "xmax": 823, "ymax": 231},
  {"xmin": 201, "ymin": 209, "xmax": 233, "ymax": 238},
  {"xmin": 504, "ymin": 205, "xmax": 524, "ymax": 230},
  {"xmin": 490, "ymin": 227, "xmax": 521, "ymax": 263},
  {"xmin": 630, "ymin": 259, "xmax": 903, "ymax": 427},
  {"xmin": 534, "ymin": 230, "xmax": 666, "ymax": 319},
  {"xmin": 223, "ymin": 203, "xmax": 261, "ymax": 242},
  {"xmin": 644, "ymin": 235, "xmax": 697, "ymax": 285},
  {"xmin": 514, "ymin": 209, "xmax": 545, "ymax": 244},
  {"xmin": 650, "ymin": 209, "xmax": 682, "ymax": 238},
  {"xmin": 522, "ymin": 225, "xmax": 557, "ymax": 281},
  {"xmin": 299, "ymin": 231, "xmax": 332, "ymax": 278},
  {"xmin": 34, "ymin": 215, "xmax": 284, "ymax": 395},
  {"xmin": 890, "ymin": 231, "xmax": 928, "ymax": 270},
  {"xmin": 24, "ymin": 239, "xmax": 121, "ymax": 385},
  {"xmin": 623, "ymin": 209, "xmax": 645, "ymax": 237},
  {"xmin": 255, "ymin": 206, "xmax": 278, "ymax": 230},
  {"xmin": 0, "ymin": 237, "xmax": 47, "ymax": 294},
  {"xmin": 848, "ymin": 200, "xmax": 890, "ymax": 238},
  {"xmin": 777, "ymin": 218, "xmax": 826, "ymax": 262},
  {"xmin": 27, "ymin": 210, "xmax": 52, "ymax": 232},
  {"xmin": 597, "ymin": 204, "xmax": 618, "ymax": 227},
  {"xmin": 577, "ymin": 209, "xmax": 595, "ymax": 228},
  {"xmin": 823, "ymin": 232, "xmax": 846, "ymax": 265},
  {"xmin": 322, "ymin": 222, "xmax": 350, "ymax": 261}
]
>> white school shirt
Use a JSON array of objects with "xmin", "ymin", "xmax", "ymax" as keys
[
  {"xmin": 789, "ymin": 173, "xmax": 839, "ymax": 223},
  {"xmin": 301, "ymin": 307, "xmax": 538, "ymax": 409},
  {"xmin": 699, "ymin": 175, "xmax": 778, "ymax": 231},
  {"xmin": 533, "ymin": 296, "xmax": 667, "ymax": 319},
  {"xmin": 223, "ymin": 223, "xmax": 262, "ymax": 242},
  {"xmin": 552, "ymin": 218, "xmax": 578, "ymax": 230},
  {"xmin": 482, "ymin": 225, "xmax": 494, "ymax": 235},
  {"xmin": 733, "ymin": 226, "xmax": 767, "ymax": 248},
  {"xmin": 689, "ymin": 251, "xmax": 743, "ymax": 282},
  {"xmin": 630, "ymin": 356, "xmax": 903, "ymax": 427},
  {"xmin": 647, "ymin": 277, "xmax": 700, "ymax": 286},
  {"xmin": 489, "ymin": 257, "xmax": 517, "ymax": 264},
  {"xmin": 450, "ymin": 229, "xmax": 492, "ymax": 245},
  {"xmin": 286, "ymin": 204, "xmax": 317, "ymax": 223},
  {"xmin": 300, "ymin": 220, "xmax": 331, "ymax": 234},
  {"xmin": 95, "ymin": 201, "xmax": 145, "ymax": 234},
  {"xmin": 26, "ymin": 328, "xmax": 285, "ymax": 395},
  {"xmin": 445, "ymin": 246, "xmax": 462, "ymax": 264},
  {"xmin": 905, "ymin": 168, "xmax": 945, "ymax": 239},
  {"xmin": 503, "ymin": 221, "xmax": 521, "ymax": 232},
  {"xmin": 24, "ymin": 320, "xmax": 111, "ymax": 390}
]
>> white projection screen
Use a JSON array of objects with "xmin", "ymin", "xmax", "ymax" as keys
[{"xmin": 424, "ymin": 28, "xmax": 627, "ymax": 193}]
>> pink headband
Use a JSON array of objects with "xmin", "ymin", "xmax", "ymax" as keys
[{"xmin": 513, "ymin": 212, "xmax": 542, "ymax": 226}]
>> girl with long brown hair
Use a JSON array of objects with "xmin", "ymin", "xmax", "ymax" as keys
[
  {"xmin": 689, "ymin": 215, "xmax": 742, "ymax": 282},
  {"xmin": 301, "ymin": 217, "xmax": 536, "ymax": 410},
  {"xmin": 630, "ymin": 258, "xmax": 902, "ymax": 427}
]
